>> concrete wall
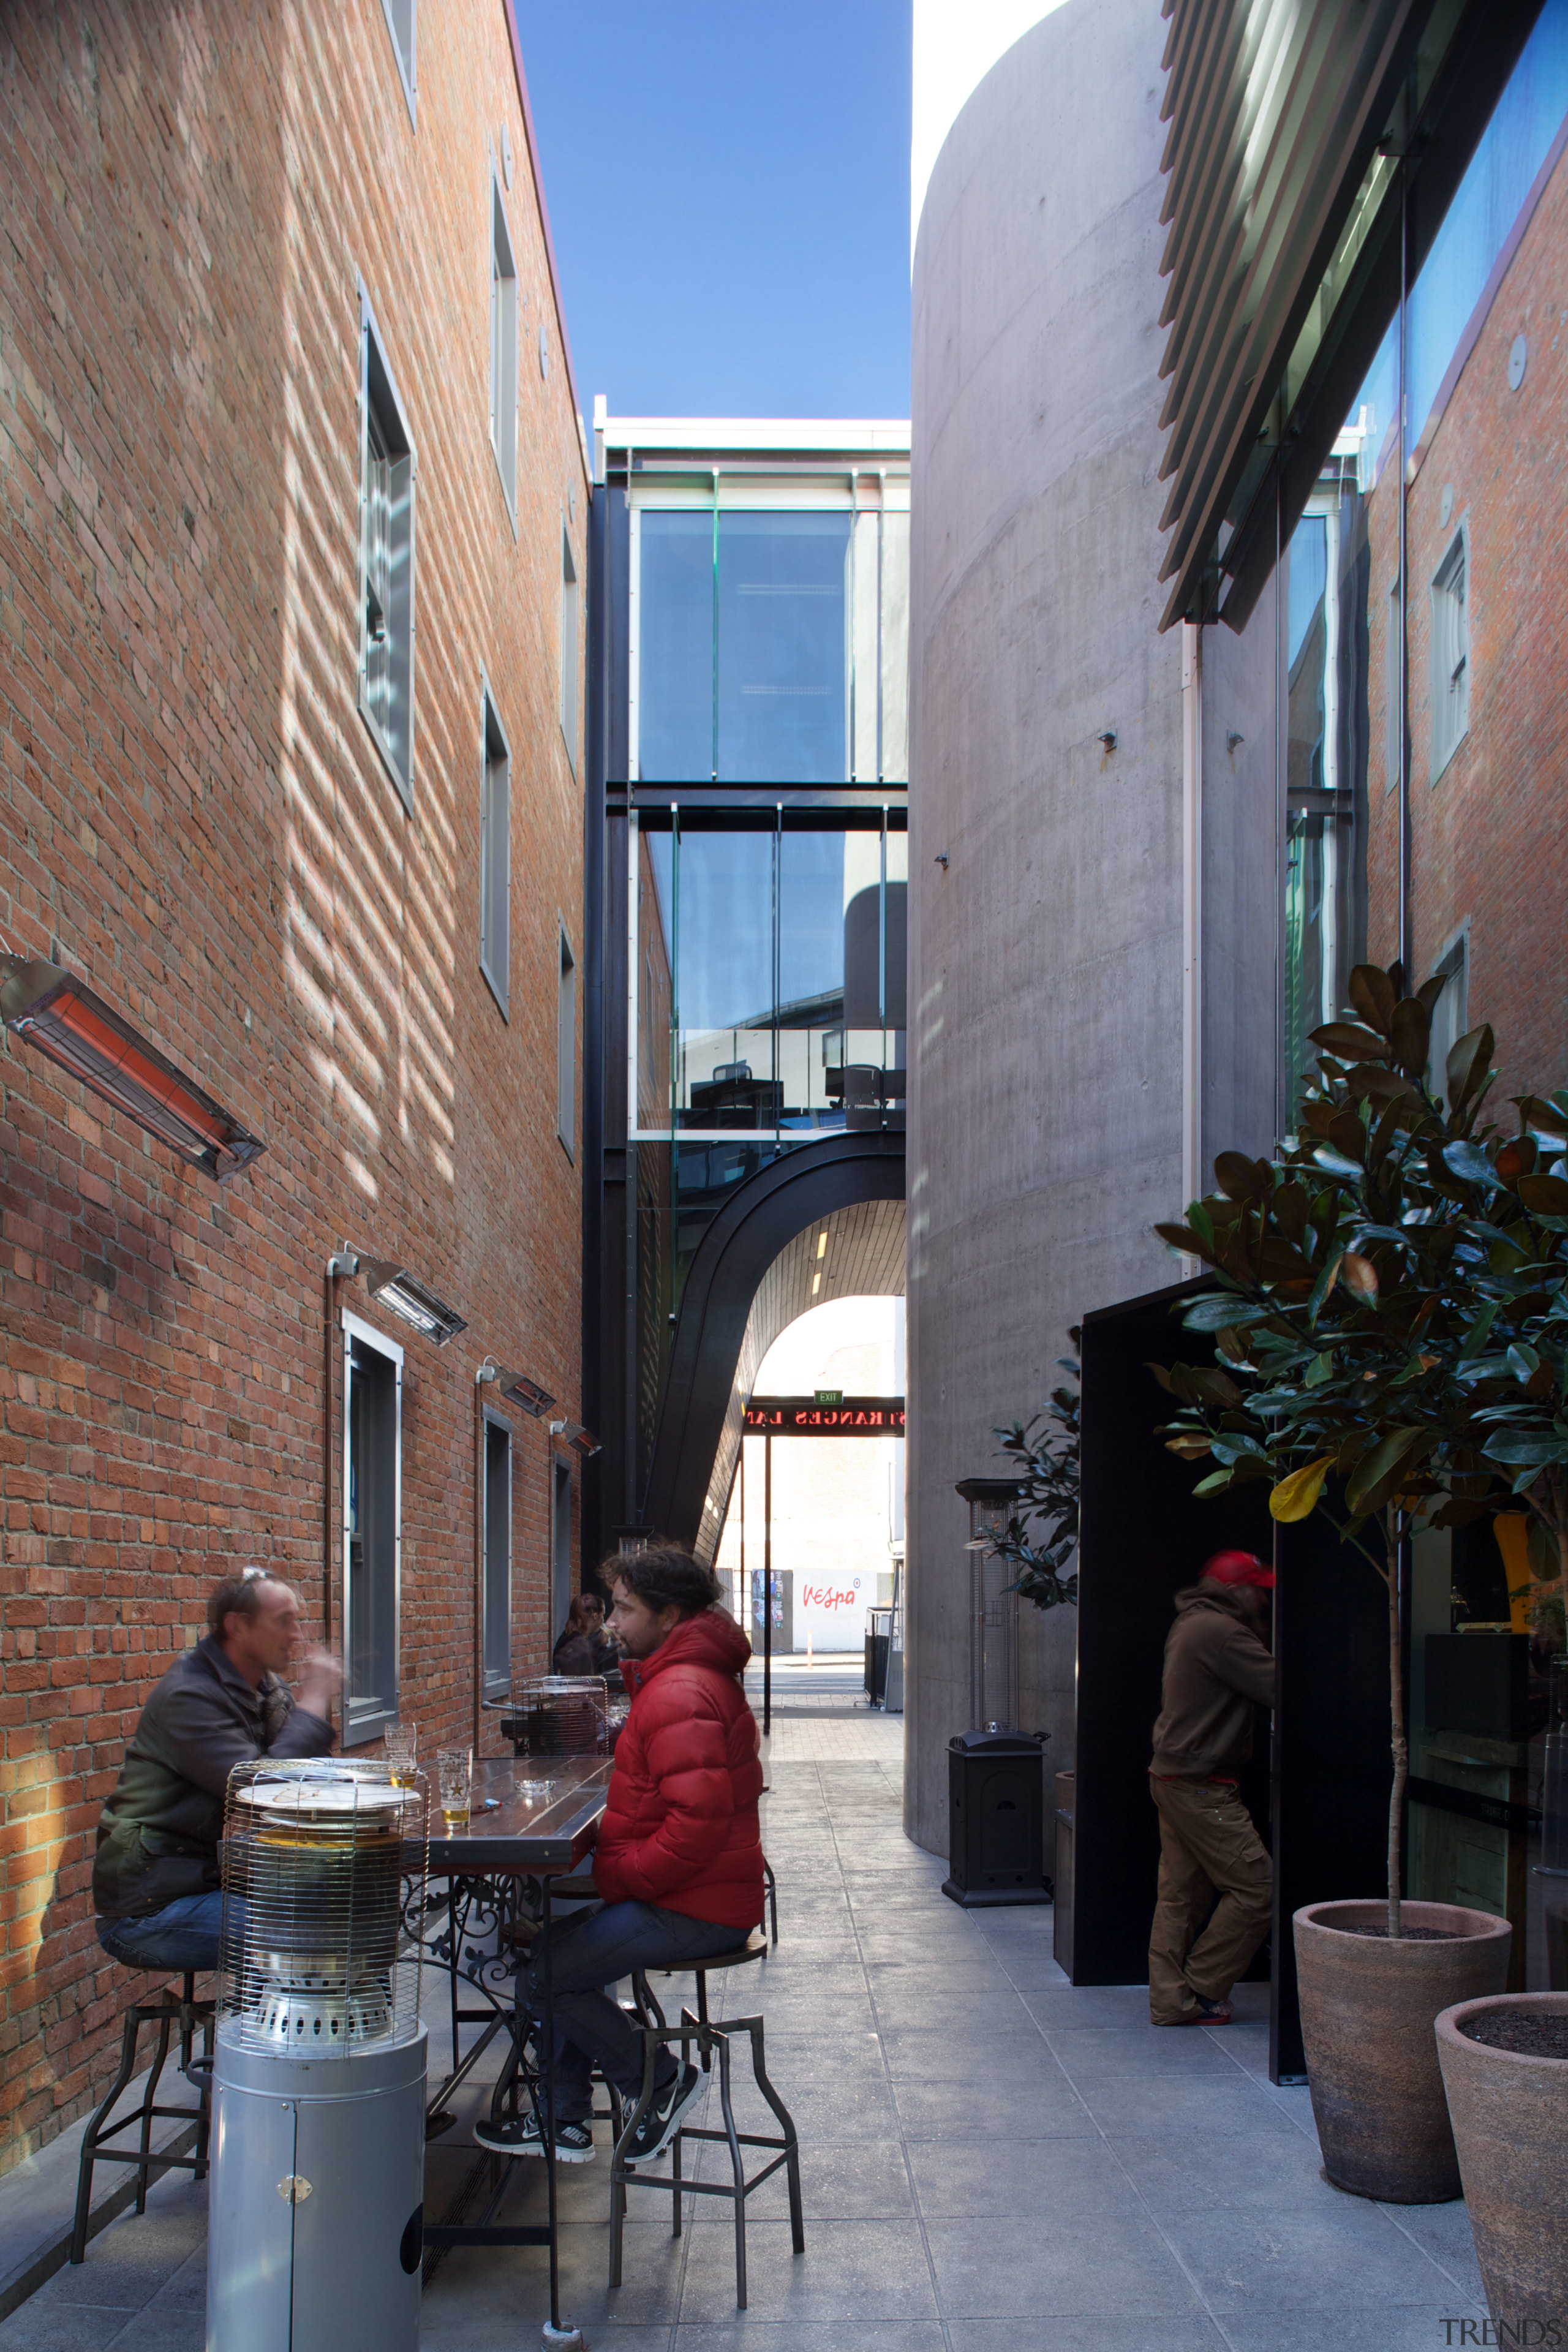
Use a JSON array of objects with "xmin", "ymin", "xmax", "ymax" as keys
[{"xmin": 905, "ymin": 0, "xmax": 1276, "ymax": 1853}]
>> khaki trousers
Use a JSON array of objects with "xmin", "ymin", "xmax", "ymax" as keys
[{"xmin": 1148, "ymin": 1774, "xmax": 1273, "ymax": 2024}]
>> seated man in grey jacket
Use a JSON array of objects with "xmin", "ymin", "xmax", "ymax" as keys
[
  {"xmin": 93, "ymin": 1572, "xmax": 341, "ymax": 1972},
  {"xmin": 1148, "ymin": 1550, "xmax": 1276, "ymax": 2027}
]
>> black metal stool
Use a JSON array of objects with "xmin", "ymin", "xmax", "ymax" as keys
[
  {"xmin": 611, "ymin": 1929, "xmax": 802, "ymax": 2310},
  {"xmin": 71, "ymin": 1970, "xmax": 214, "ymax": 2264},
  {"xmin": 761, "ymin": 1855, "xmax": 778, "ymax": 1947}
]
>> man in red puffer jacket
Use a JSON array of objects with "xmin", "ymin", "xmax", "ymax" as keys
[{"xmin": 475, "ymin": 1544, "xmax": 763, "ymax": 2169}]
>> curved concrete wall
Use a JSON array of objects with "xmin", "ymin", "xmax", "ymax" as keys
[{"xmin": 906, "ymin": 0, "xmax": 1191, "ymax": 1853}]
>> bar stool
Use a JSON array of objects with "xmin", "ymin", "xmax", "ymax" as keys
[
  {"xmin": 71, "ymin": 1970, "xmax": 214, "ymax": 2264},
  {"xmin": 761, "ymin": 1856, "xmax": 778, "ymax": 1947},
  {"xmin": 610, "ymin": 1929, "xmax": 802, "ymax": 2310}
]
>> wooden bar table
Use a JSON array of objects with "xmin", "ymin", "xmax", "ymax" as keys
[{"xmin": 418, "ymin": 1754, "xmax": 612, "ymax": 2350}]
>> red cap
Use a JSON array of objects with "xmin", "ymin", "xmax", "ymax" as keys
[{"xmin": 1201, "ymin": 1550, "xmax": 1276, "ymax": 1589}]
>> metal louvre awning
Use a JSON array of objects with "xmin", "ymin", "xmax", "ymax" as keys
[
  {"xmin": 1156, "ymin": 0, "xmax": 1424, "ymax": 630},
  {"xmin": 1155, "ymin": 0, "xmax": 1544, "ymax": 634}
]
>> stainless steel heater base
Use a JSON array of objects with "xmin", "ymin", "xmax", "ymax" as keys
[{"xmin": 206, "ymin": 2020, "xmax": 427, "ymax": 2352}]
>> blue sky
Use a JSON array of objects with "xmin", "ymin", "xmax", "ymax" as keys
[{"xmin": 511, "ymin": 0, "xmax": 912, "ymax": 421}]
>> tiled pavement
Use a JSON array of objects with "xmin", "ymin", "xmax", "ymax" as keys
[{"xmin": 0, "ymin": 1704, "xmax": 1490, "ymax": 2349}]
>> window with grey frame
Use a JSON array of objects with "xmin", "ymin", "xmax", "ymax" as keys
[
  {"xmin": 380, "ymin": 0, "xmax": 416, "ymax": 125},
  {"xmin": 482, "ymin": 1415, "xmax": 511, "ymax": 1702},
  {"xmin": 551, "ymin": 1458, "xmax": 572, "ymax": 1648},
  {"xmin": 343, "ymin": 1317, "xmax": 402, "ymax": 1746},
  {"xmin": 489, "ymin": 175, "xmax": 518, "ymax": 520},
  {"xmin": 480, "ymin": 689, "xmax": 510, "ymax": 1016},
  {"xmin": 1430, "ymin": 526, "xmax": 1470, "ymax": 781},
  {"xmin": 1428, "ymin": 930, "xmax": 1470, "ymax": 1108},
  {"xmin": 560, "ymin": 529, "xmax": 579, "ymax": 769},
  {"xmin": 557, "ymin": 922, "xmax": 576, "ymax": 1155},
  {"xmin": 359, "ymin": 291, "xmax": 417, "ymax": 806}
]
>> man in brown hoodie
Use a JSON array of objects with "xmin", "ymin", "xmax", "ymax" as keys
[{"xmin": 1148, "ymin": 1551, "xmax": 1276, "ymax": 2026}]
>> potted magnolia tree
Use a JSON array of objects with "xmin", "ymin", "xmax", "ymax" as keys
[
  {"xmin": 1154, "ymin": 962, "xmax": 1568, "ymax": 2202},
  {"xmin": 987, "ymin": 1337, "xmax": 1081, "ymax": 1614}
]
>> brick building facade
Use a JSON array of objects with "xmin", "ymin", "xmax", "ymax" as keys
[
  {"xmin": 0, "ymin": 0, "xmax": 587, "ymax": 2171},
  {"xmin": 1362, "ymin": 135, "xmax": 1568, "ymax": 1091}
]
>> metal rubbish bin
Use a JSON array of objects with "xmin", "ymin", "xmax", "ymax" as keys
[
  {"xmin": 865, "ymin": 1607, "xmax": 892, "ymax": 1706},
  {"xmin": 941, "ymin": 1730, "xmax": 1052, "ymax": 1909}
]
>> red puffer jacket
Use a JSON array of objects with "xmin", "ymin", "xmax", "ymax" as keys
[{"xmin": 592, "ymin": 1608, "xmax": 763, "ymax": 1931}]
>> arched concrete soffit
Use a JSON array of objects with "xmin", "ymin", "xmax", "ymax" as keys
[{"xmin": 641, "ymin": 1133, "xmax": 906, "ymax": 1564}]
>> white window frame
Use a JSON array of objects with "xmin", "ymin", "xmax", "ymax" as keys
[
  {"xmin": 557, "ymin": 920, "xmax": 576, "ymax": 1158},
  {"xmin": 341, "ymin": 1308, "xmax": 403, "ymax": 1748},
  {"xmin": 380, "ymin": 0, "xmax": 417, "ymax": 127},
  {"xmin": 480, "ymin": 1407, "xmax": 513, "ymax": 1703},
  {"xmin": 358, "ymin": 281, "xmax": 417, "ymax": 810},
  {"xmin": 1428, "ymin": 924, "xmax": 1471, "ymax": 1106},
  {"xmin": 480, "ymin": 680, "xmax": 511, "ymax": 1019},
  {"xmin": 1429, "ymin": 519, "xmax": 1471, "ymax": 783},
  {"xmin": 489, "ymin": 166, "xmax": 519, "ymax": 526},
  {"xmin": 560, "ymin": 527, "xmax": 579, "ymax": 771}
]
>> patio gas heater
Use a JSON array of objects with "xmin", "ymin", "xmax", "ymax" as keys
[
  {"xmin": 944, "ymin": 1478, "xmax": 1050, "ymax": 1908},
  {"xmin": 208, "ymin": 1759, "xmax": 429, "ymax": 2351}
]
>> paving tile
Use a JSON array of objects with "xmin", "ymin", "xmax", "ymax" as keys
[
  {"xmin": 1042, "ymin": 2024, "xmax": 1244, "ymax": 2079},
  {"xmin": 946, "ymin": 2322, "xmax": 1227, "ymax": 2352},
  {"xmin": 866, "ymin": 1986, "xmax": 1036, "ymax": 2036},
  {"xmin": 1009, "ymin": 1985, "xmax": 1155, "ymax": 2027},
  {"xmin": 907, "ymin": 2136, "xmax": 1131, "ymax": 2219},
  {"xmin": 96, "ymin": 2312, "xmax": 202, "ymax": 2351},
  {"xmin": 1374, "ymin": 2197, "xmax": 1487, "ymax": 2306},
  {"xmin": 874, "ymin": 2029, "xmax": 1069, "ymax": 2083},
  {"xmin": 686, "ymin": 2135, "xmax": 914, "ymax": 2222},
  {"xmin": 0, "ymin": 2307, "xmax": 129, "ymax": 2350},
  {"xmin": 1071, "ymin": 2076, "xmax": 1306, "ymax": 2137},
  {"xmin": 891, "ymin": 2077, "xmax": 1097, "ymax": 2141},
  {"xmin": 924, "ymin": 2210, "xmax": 1207, "ymax": 2320},
  {"xmin": 1102, "ymin": 2125, "xmax": 1340, "ymax": 2214},
  {"xmin": 673, "ymin": 2326, "xmax": 946, "ymax": 2351},
  {"xmin": 1156, "ymin": 2201, "xmax": 1471, "ymax": 2314},
  {"xmin": 677, "ymin": 2217, "xmax": 939, "ymax": 2324},
  {"xmin": 1219, "ymin": 2309, "xmax": 1485, "ymax": 2350}
]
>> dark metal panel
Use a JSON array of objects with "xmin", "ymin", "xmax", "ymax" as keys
[{"xmin": 1075, "ymin": 1280, "xmax": 1273, "ymax": 1989}]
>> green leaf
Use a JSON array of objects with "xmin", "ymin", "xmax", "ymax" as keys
[
  {"xmin": 1518, "ymin": 1174, "xmax": 1568, "ymax": 1218},
  {"xmin": 1312, "ymin": 1148, "xmax": 1365, "ymax": 1180},
  {"xmin": 1444, "ymin": 1140, "xmax": 1504, "ymax": 1193},
  {"xmin": 1446, "ymin": 1025, "xmax": 1494, "ymax": 1111},
  {"xmin": 1458, "ymin": 1300, "xmax": 1501, "ymax": 1362},
  {"xmin": 1180, "ymin": 1295, "xmax": 1267, "ymax": 1333},
  {"xmin": 1345, "ymin": 1427, "xmax": 1427, "ymax": 1517},
  {"xmin": 1389, "ymin": 996, "xmax": 1432, "ymax": 1080},
  {"xmin": 1310, "ymin": 1022, "xmax": 1389, "ymax": 1063},
  {"xmin": 1483, "ymin": 1434, "xmax": 1568, "ymax": 1468},
  {"xmin": 1348, "ymin": 964, "xmax": 1396, "ymax": 1035},
  {"xmin": 1213, "ymin": 1152, "xmax": 1271, "ymax": 1202},
  {"xmin": 1192, "ymin": 1470, "xmax": 1234, "ymax": 1496}
]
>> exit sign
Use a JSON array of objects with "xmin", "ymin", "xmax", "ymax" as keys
[{"xmin": 814, "ymin": 1389, "xmax": 843, "ymax": 1405}]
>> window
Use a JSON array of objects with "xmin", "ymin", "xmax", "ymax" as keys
[
  {"xmin": 557, "ymin": 923, "xmax": 576, "ymax": 1155},
  {"xmin": 489, "ymin": 176, "xmax": 518, "ymax": 519},
  {"xmin": 560, "ymin": 530, "xmax": 579, "ymax": 768},
  {"xmin": 358, "ymin": 288, "xmax": 417, "ymax": 806},
  {"xmin": 1428, "ymin": 930, "xmax": 1470, "ymax": 1106},
  {"xmin": 380, "ymin": 0, "xmax": 417, "ymax": 126},
  {"xmin": 1430, "ymin": 526, "xmax": 1469, "ymax": 780},
  {"xmin": 480, "ymin": 687, "xmax": 510, "ymax": 1017},
  {"xmin": 482, "ymin": 1416, "xmax": 511, "ymax": 1702},
  {"xmin": 551, "ymin": 1460, "xmax": 572, "ymax": 1646},
  {"xmin": 342, "ymin": 1313, "xmax": 402, "ymax": 1746}
]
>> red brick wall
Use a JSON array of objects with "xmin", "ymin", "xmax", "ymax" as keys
[
  {"xmin": 0, "ymin": 0, "xmax": 587, "ymax": 2170},
  {"xmin": 1363, "ymin": 145, "xmax": 1568, "ymax": 1096}
]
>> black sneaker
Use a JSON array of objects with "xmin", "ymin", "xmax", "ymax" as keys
[
  {"xmin": 473, "ymin": 2111, "xmax": 595, "ymax": 2162},
  {"xmin": 622, "ymin": 2064, "xmax": 701, "ymax": 2168}
]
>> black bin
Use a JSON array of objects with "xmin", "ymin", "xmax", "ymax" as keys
[{"xmin": 942, "ymin": 1730, "xmax": 1051, "ymax": 1909}]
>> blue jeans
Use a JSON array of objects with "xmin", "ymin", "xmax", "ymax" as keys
[
  {"xmin": 518, "ymin": 1901, "xmax": 739, "ymax": 2122},
  {"xmin": 96, "ymin": 1891, "xmax": 231, "ymax": 1973}
]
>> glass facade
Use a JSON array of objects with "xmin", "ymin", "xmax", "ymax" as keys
[
  {"xmin": 634, "ymin": 807, "xmax": 907, "ymax": 1137},
  {"xmin": 633, "ymin": 495, "xmax": 909, "ymax": 783},
  {"xmin": 1258, "ymin": 4, "xmax": 1568, "ymax": 1989}
]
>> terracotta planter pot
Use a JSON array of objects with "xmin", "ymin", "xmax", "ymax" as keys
[
  {"xmin": 1293, "ymin": 1899, "xmax": 1512, "ymax": 2201},
  {"xmin": 1436, "ymin": 1993, "xmax": 1568, "ymax": 2332}
]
